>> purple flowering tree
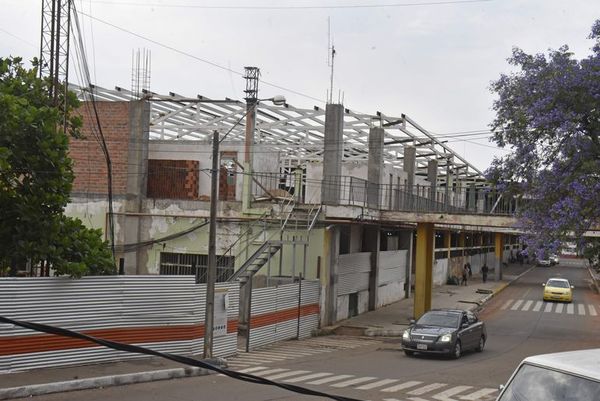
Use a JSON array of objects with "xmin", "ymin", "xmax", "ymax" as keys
[{"xmin": 486, "ymin": 20, "xmax": 600, "ymax": 259}]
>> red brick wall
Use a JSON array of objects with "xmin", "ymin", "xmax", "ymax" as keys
[
  {"xmin": 147, "ymin": 160, "xmax": 199, "ymax": 200},
  {"xmin": 69, "ymin": 101, "xmax": 130, "ymax": 195}
]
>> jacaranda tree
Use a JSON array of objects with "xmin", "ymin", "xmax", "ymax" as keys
[{"xmin": 486, "ymin": 20, "xmax": 600, "ymax": 258}]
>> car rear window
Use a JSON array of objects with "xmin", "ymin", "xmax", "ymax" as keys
[
  {"xmin": 416, "ymin": 312, "xmax": 460, "ymax": 328},
  {"xmin": 498, "ymin": 363, "xmax": 600, "ymax": 401},
  {"xmin": 547, "ymin": 280, "xmax": 569, "ymax": 288}
]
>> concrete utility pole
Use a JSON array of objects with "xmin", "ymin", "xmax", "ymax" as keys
[
  {"xmin": 242, "ymin": 67, "xmax": 259, "ymax": 212},
  {"xmin": 203, "ymin": 130, "xmax": 219, "ymax": 359}
]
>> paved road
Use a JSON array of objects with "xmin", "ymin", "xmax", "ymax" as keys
[{"xmin": 26, "ymin": 260, "xmax": 599, "ymax": 401}]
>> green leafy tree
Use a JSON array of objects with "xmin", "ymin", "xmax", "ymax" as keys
[
  {"xmin": 486, "ymin": 20, "xmax": 600, "ymax": 260},
  {"xmin": 0, "ymin": 56, "xmax": 115, "ymax": 277}
]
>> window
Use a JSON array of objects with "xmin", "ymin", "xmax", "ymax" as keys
[
  {"xmin": 159, "ymin": 252, "xmax": 234, "ymax": 282},
  {"xmin": 498, "ymin": 364, "xmax": 600, "ymax": 401}
]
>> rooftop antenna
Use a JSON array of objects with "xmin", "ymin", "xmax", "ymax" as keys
[{"xmin": 327, "ymin": 17, "xmax": 336, "ymax": 104}]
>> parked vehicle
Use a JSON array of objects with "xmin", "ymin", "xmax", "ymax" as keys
[
  {"xmin": 549, "ymin": 254, "xmax": 559, "ymax": 265},
  {"xmin": 496, "ymin": 349, "xmax": 600, "ymax": 401},
  {"xmin": 401, "ymin": 309, "xmax": 486, "ymax": 359},
  {"xmin": 543, "ymin": 278, "xmax": 574, "ymax": 302},
  {"xmin": 537, "ymin": 258, "xmax": 552, "ymax": 267}
]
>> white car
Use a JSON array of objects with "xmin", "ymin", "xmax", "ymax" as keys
[
  {"xmin": 496, "ymin": 349, "xmax": 600, "ymax": 400},
  {"xmin": 537, "ymin": 258, "xmax": 551, "ymax": 267},
  {"xmin": 549, "ymin": 254, "xmax": 559, "ymax": 265}
]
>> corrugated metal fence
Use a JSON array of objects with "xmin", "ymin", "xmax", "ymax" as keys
[
  {"xmin": 338, "ymin": 252, "xmax": 371, "ymax": 295},
  {"xmin": 248, "ymin": 280, "xmax": 320, "ymax": 350},
  {"xmin": 0, "ymin": 276, "xmax": 239, "ymax": 373}
]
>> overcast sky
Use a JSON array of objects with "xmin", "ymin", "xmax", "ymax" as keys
[{"xmin": 1, "ymin": 0, "xmax": 599, "ymax": 171}]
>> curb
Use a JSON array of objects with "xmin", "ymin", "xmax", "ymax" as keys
[
  {"xmin": 0, "ymin": 366, "xmax": 214, "ymax": 400},
  {"xmin": 588, "ymin": 266, "xmax": 599, "ymax": 294},
  {"xmin": 475, "ymin": 266, "xmax": 534, "ymax": 311}
]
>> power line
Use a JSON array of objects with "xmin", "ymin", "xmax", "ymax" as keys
[
  {"xmin": 87, "ymin": 0, "xmax": 494, "ymax": 10},
  {"xmin": 0, "ymin": 316, "xmax": 365, "ymax": 401},
  {"xmin": 74, "ymin": 9, "xmax": 325, "ymax": 104}
]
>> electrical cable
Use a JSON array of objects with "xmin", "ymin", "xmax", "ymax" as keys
[
  {"xmin": 71, "ymin": 3, "xmax": 117, "ymax": 264},
  {"xmin": 0, "ymin": 316, "xmax": 365, "ymax": 401},
  {"xmin": 115, "ymin": 219, "xmax": 209, "ymax": 252},
  {"xmin": 87, "ymin": 0, "xmax": 493, "ymax": 10}
]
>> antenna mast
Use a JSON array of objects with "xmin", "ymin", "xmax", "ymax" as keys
[
  {"xmin": 327, "ymin": 17, "xmax": 336, "ymax": 104},
  {"xmin": 40, "ymin": 0, "xmax": 72, "ymax": 104}
]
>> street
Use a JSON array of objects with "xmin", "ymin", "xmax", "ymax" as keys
[{"xmin": 25, "ymin": 260, "xmax": 599, "ymax": 401}]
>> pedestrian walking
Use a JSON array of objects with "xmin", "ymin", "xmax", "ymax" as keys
[
  {"xmin": 466, "ymin": 262, "xmax": 472, "ymax": 278},
  {"xmin": 481, "ymin": 263, "xmax": 489, "ymax": 283},
  {"xmin": 462, "ymin": 264, "xmax": 469, "ymax": 286}
]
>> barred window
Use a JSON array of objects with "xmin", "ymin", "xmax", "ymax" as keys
[{"xmin": 159, "ymin": 252, "xmax": 234, "ymax": 282}]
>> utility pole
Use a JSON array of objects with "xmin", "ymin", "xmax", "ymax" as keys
[
  {"xmin": 203, "ymin": 130, "xmax": 219, "ymax": 359},
  {"xmin": 242, "ymin": 67, "xmax": 259, "ymax": 212}
]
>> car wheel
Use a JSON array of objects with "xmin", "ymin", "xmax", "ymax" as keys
[
  {"xmin": 404, "ymin": 350, "xmax": 414, "ymax": 357},
  {"xmin": 476, "ymin": 336, "xmax": 485, "ymax": 352},
  {"xmin": 451, "ymin": 341, "xmax": 462, "ymax": 359}
]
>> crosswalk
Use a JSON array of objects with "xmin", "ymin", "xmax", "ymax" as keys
[
  {"xmin": 237, "ymin": 366, "xmax": 499, "ymax": 401},
  {"xmin": 500, "ymin": 299, "xmax": 598, "ymax": 316},
  {"xmin": 226, "ymin": 336, "xmax": 381, "ymax": 370}
]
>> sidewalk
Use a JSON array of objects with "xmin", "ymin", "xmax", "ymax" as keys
[
  {"xmin": 0, "ymin": 263, "xmax": 532, "ymax": 400},
  {"xmin": 331, "ymin": 263, "xmax": 533, "ymax": 337}
]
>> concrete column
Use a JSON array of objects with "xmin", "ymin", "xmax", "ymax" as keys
[
  {"xmin": 495, "ymin": 232, "xmax": 503, "ymax": 281},
  {"xmin": 414, "ymin": 222, "xmax": 434, "ymax": 319},
  {"xmin": 445, "ymin": 156, "xmax": 453, "ymax": 209},
  {"xmin": 364, "ymin": 226, "xmax": 380, "ymax": 311},
  {"xmin": 294, "ymin": 167, "xmax": 303, "ymax": 202},
  {"xmin": 468, "ymin": 183, "xmax": 477, "ymax": 211},
  {"xmin": 242, "ymin": 100, "xmax": 257, "ymax": 212},
  {"xmin": 427, "ymin": 159, "xmax": 438, "ymax": 201},
  {"xmin": 124, "ymin": 100, "xmax": 150, "ymax": 274},
  {"xmin": 398, "ymin": 230, "xmax": 413, "ymax": 299},
  {"xmin": 367, "ymin": 127, "xmax": 384, "ymax": 209},
  {"xmin": 444, "ymin": 230, "xmax": 451, "ymax": 262},
  {"xmin": 322, "ymin": 226, "xmax": 340, "ymax": 326},
  {"xmin": 403, "ymin": 146, "xmax": 416, "ymax": 190},
  {"xmin": 321, "ymin": 104, "xmax": 344, "ymax": 205}
]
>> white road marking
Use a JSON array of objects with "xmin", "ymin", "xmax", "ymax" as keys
[
  {"xmin": 331, "ymin": 376, "xmax": 377, "ymax": 388},
  {"xmin": 237, "ymin": 366, "xmax": 270, "ymax": 373},
  {"xmin": 381, "ymin": 380, "xmax": 424, "ymax": 392},
  {"xmin": 432, "ymin": 385, "xmax": 474, "ymax": 401},
  {"xmin": 566, "ymin": 303, "xmax": 574, "ymax": 314},
  {"xmin": 532, "ymin": 301, "xmax": 543, "ymax": 312},
  {"xmin": 544, "ymin": 302, "xmax": 553, "ymax": 312},
  {"xmin": 510, "ymin": 300, "xmax": 523, "ymax": 310},
  {"xmin": 306, "ymin": 374, "xmax": 354, "ymax": 385},
  {"xmin": 577, "ymin": 304, "xmax": 586, "ymax": 315},
  {"xmin": 459, "ymin": 388, "xmax": 499, "ymax": 400},
  {"xmin": 356, "ymin": 378, "xmax": 399, "ymax": 390},
  {"xmin": 263, "ymin": 370, "xmax": 311, "ymax": 380},
  {"xmin": 589, "ymin": 305, "xmax": 598, "ymax": 316},
  {"xmin": 555, "ymin": 303, "xmax": 564, "ymax": 313},
  {"xmin": 521, "ymin": 300, "xmax": 533, "ymax": 311},
  {"xmin": 283, "ymin": 372, "xmax": 333, "ymax": 383},
  {"xmin": 501, "ymin": 299, "xmax": 513, "ymax": 310},
  {"xmin": 252, "ymin": 368, "xmax": 288, "ymax": 377},
  {"xmin": 407, "ymin": 383, "xmax": 448, "ymax": 395}
]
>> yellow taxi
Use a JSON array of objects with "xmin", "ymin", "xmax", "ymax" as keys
[{"xmin": 543, "ymin": 278, "xmax": 574, "ymax": 302}]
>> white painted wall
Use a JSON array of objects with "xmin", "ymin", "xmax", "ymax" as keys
[{"xmin": 433, "ymin": 258, "xmax": 449, "ymax": 286}]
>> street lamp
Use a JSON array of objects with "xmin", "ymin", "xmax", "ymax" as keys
[{"xmin": 203, "ymin": 94, "xmax": 286, "ymax": 360}]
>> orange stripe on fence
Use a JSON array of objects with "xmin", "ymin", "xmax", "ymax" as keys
[
  {"xmin": 250, "ymin": 304, "xmax": 320, "ymax": 329},
  {"xmin": 0, "ymin": 319, "xmax": 238, "ymax": 356}
]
